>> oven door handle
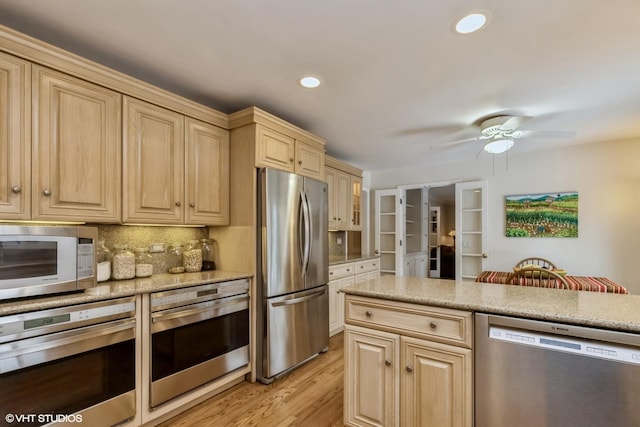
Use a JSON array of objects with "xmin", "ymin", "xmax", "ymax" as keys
[
  {"xmin": 151, "ymin": 294, "xmax": 248, "ymax": 333},
  {"xmin": 0, "ymin": 318, "xmax": 135, "ymax": 374}
]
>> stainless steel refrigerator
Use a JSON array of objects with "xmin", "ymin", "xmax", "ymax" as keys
[{"xmin": 256, "ymin": 168, "xmax": 329, "ymax": 384}]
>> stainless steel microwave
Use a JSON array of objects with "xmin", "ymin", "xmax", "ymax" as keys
[{"xmin": 0, "ymin": 226, "xmax": 97, "ymax": 300}]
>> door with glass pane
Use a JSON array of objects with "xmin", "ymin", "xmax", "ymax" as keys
[
  {"xmin": 455, "ymin": 181, "xmax": 488, "ymax": 280},
  {"xmin": 374, "ymin": 189, "xmax": 402, "ymax": 276}
]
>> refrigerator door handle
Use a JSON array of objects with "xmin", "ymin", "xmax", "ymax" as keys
[
  {"xmin": 271, "ymin": 288, "xmax": 325, "ymax": 307},
  {"xmin": 300, "ymin": 189, "xmax": 312, "ymax": 275}
]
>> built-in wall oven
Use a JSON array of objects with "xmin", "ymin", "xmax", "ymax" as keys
[
  {"xmin": 149, "ymin": 279, "xmax": 249, "ymax": 408},
  {"xmin": 0, "ymin": 297, "xmax": 136, "ymax": 427}
]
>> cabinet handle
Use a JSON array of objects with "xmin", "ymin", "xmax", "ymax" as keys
[
  {"xmin": 329, "ymin": 272, "xmax": 333, "ymax": 275},
  {"xmin": 175, "ymin": 201, "xmax": 181, "ymax": 207},
  {"xmin": 289, "ymin": 157, "xmax": 294, "ymax": 162},
  {"xmin": 385, "ymin": 359, "xmax": 392, "ymax": 367},
  {"xmin": 406, "ymin": 366, "xmax": 413, "ymax": 373},
  {"xmin": 365, "ymin": 310, "xmax": 372, "ymax": 317},
  {"xmin": 360, "ymin": 266, "xmax": 364, "ymax": 269},
  {"xmin": 429, "ymin": 321, "xmax": 438, "ymax": 329},
  {"xmin": 11, "ymin": 186, "xmax": 22, "ymax": 194},
  {"xmin": 346, "ymin": 269, "xmax": 350, "ymax": 272},
  {"xmin": 189, "ymin": 202, "xmax": 195, "ymax": 208},
  {"xmin": 298, "ymin": 160, "xmax": 302, "ymax": 165},
  {"xmin": 42, "ymin": 189, "xmax": 51, "ymax": 196}
]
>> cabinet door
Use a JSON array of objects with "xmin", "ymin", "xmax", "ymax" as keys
[
  {"xmin": 325, "ymin": 167, "xmax": 337, "ymax": 229},
  {"xmin": 401, "ymin": 337, "xmax": 472, "ymax": 427},
  {"xmin": 255, "ymin": 125, "xmax": 295, "ymax": 172},
  {"xmin": 350, "ymin": 175, "xmax": 363, "ymax": 230},
  {"xmin": 330, "ymin": 276, "xmax": 355, "ymax": 336},
  {"xmin": 32, "ymin": 65, "xmax": 122, "ymax": 222},
  {"xmin": 124, "ymin": 96, "xmax": 184, "ymax": 223},
  {"xmin": 335, "ymin": 170, "xmax": 351, "ymax": 230},
  {"xmin": 345, "ymin": 325, "xmax": 399, "ymax": 427},
  {"xmin": 294, "ymin": 140, "xmax": 324, "ymax": 180},
  {"xmin": 185, "ymin": 117, "xmax": 229, "ymax": 225},
  {"xmin": 414, "ymin": 255, "xmax": 428, "ymax": 278},
  {"xmin": 0, "ymin": 53, "xmax": 30, "ymax": 220}
]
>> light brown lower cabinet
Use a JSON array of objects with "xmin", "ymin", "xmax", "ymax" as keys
[{"xmin": 344, "ymin": 295, "xmax": 473, "ymax": 427}]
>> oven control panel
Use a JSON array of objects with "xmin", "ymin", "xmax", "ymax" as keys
[
  {"xmin": 151, "ymin": 279, "xmax": 249, "ymax": 311},
  {"xmin": 0, "ymin": 298, "xmax": 136, "ymax": 343}
]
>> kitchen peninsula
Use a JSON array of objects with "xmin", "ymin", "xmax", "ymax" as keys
[{"xmin": 342, "ymin": 275, "xmax": 640, "ymax": 427}]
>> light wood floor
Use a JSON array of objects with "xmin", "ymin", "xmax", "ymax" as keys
[{"xmin": 159, "ymin": 333, "xmax": 344, "ymax": 427}]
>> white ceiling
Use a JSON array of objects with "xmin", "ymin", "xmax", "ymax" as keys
[{"xmin": 2, "ymin": 1, "xmax": 640, "ymax": 172}]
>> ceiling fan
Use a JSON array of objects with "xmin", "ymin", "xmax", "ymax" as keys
[{"xmin": 431, "ymin": 115, "xmax": 575, "ymax": 154}]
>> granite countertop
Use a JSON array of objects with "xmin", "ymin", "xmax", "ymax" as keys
[
  {"xmin": 0, "ymin": 270, "xmax": 252, "ymax": 316},
  {"xmin": 329, "ymin": 254, "xmax": 379, "ymax": 265},
  {"xmin": 342, "ymin": 275, "xmax": 640, "ymax": 333}
]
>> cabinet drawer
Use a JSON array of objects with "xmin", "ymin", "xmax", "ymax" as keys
[
  {"xmin": 355, "ymin": 258, "xmax": 379, "ymax": 274},
  {"xmin": 329, "ymin": 262, "xmax": 355, "ymax": 280},
  {"xmin": 345, "ymin": 295, "xmax": 472, "ymax": 348}
]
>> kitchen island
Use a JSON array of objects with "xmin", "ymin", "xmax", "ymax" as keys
[{"xmin": 341, "ymin": 275, "xmax": 640, "ymax": 427}]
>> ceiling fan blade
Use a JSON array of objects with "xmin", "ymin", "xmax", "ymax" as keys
[
  {"xmin": 498, "ymin": 116, "xmax": 531, "ymax": 131},
  {"xmin": 512, "ymin": 130, "xmax": 576, "ymax": 140},
  {"xmin": 431, "ymin": 135, "xmax": 487, "ymax": 149}
]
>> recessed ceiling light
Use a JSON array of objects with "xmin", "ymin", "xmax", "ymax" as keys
[
  {"xmin": 299, "ymin": 76, "xmax": 320, "ymax": 88},
  {"xmin": 454, "ymin": 11, "xmax": 489, "ymax": 34}
]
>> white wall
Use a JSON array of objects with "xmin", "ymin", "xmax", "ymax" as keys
[{"xmin": 369, "ymin": 137, "xmax": 640, "ymax": 294}]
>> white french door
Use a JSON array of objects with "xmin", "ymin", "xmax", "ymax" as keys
[
  {"xmin": 455, "ymin": 180, "xmax": 488, "ymax": 280},
  {"xmin": 374, "ymin": 189, "xmax": 403, "ymax": 276}
]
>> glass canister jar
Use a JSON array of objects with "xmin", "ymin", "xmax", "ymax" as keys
[
  {"xmin": 96, "ymin": 240, "xmax": 112, "ymax": 282},
  {"xmin": 134, "ymin": 248, "xmax": 153, "ymax": 278},
  {"xmin": 200, "ymin": 238, "xmax": 216, "ymax": 271},
  {"xmin": 167, "ymin": 243, "xmax": 184, "ymax": 274},
  {"xmin": 112, "ymin": 244, "xmax": 135, "ymax": 280},
  {"xmin": 184, "ymin": 240, "xmax": 202, "ymax": 272}
]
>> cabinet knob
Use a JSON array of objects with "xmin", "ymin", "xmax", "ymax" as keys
[
  {"xmin": 42, "ymin": 189, "xmax": 52, "ymax": 196},
  {"xmin": 175, "ymin": 201, "xmax": 181, "ymax": 207},
  {"xmin": 346, "ymin": 268, "xmax": 350, "ymax": 272},
  {"xmin": 429, "ymin": 321, "xmax": 438, "ymax": 329},
  {"xmin": 189, "ymin": 202, "xmax": 195, "ymax": 208},
  {"xmin": 406, "ymin": 366, "xmax": 413, "ymax": 373},
  {"xmin": 298, "ymin": 160, "xmax": 302, "ymax": 165},
  {"xmin": 482, "ymin": 253, "xmax": 488, "ymax": 258},
  {"xmin": 365, "ymin": 310, "xmax": 372, "ymax": 317},
  {"xmin": 360, "ymin": 266, "xmax": 364, "ymax": 269},
  {"xmin": 385, "ymin": 359, "xmax": 392, "ymax": 367},
  {"xmin": 11, "ymin": 186, "xmax": 22, "ymax": 194},
  {"xmin": 289, "ymin": 157, "xmax": 294, "ymax": 162},
  {"xmin": 329, "ymin": 271, "xmax": 334, "ymax": 275}
]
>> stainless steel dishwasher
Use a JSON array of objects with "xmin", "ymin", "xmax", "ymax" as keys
[{"xmin": 475, "ymin": 313, "xmax": 640, "ymax": 427}]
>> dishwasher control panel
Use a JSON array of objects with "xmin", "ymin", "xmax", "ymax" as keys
[{"xmin": 489, "ymin": 326, "xmax": 640, "ymax": 366}]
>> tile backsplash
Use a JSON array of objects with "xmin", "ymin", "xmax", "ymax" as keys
[{"xmin": 94, "ymin": 224, "xmax": 208, "ymax": 275}]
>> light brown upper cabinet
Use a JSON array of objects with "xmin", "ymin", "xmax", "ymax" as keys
[
  {"xmin": 185, "ymin": 117, "xmax": 229, "ymax": 225},
  {"xmin": 124, "ymin": 96, "xmax": 229, "ymax": 225},
  {"xmin": 32, "ymin": 65, "xmax": 122, "ymax": 222},
  {"xmin": 325, "ymin": 156, "xmax": 363, "ymax": 231},
  {"xmin": 230, "ymin": 106, "xmax": 326, "ymax": 181},
  {"xmin": 326, "ymin": 166, "xmax": 351, "ymax": 230},
  {"xmin": 0, "ymin": 52, "xmax": 30, "ymax": 220}
]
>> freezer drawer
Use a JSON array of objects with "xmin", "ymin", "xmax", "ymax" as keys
[{"xmin": 262, "ymin": 286, "xmax": 329, "ymax": 381}]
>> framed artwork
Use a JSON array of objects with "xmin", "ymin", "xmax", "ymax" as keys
[{"xmin": 505, "ymin": 192, "xmax": 578, "ymax": 237}]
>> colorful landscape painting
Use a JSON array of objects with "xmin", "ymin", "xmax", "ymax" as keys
[{"xmin": 505, "ymin": 192, "xmax": 578, "ymax": 238}]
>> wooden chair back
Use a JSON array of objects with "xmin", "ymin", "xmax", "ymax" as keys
[
  {"xmin": 514, "ymin": 257, "xmax": 557, "ymax": 270},
  {"xmin": 510, "ymin": 267, "xmax": 569, "ymax": 290}
]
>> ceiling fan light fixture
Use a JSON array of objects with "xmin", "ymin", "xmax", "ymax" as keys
[
  {"xmin": 454, "ymin": 12, "xmax": 489, "ymax": 34},
  {"xmin": 483, "ymin": 138, "xmax": 514, "ymax": 154}
]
